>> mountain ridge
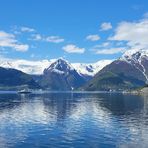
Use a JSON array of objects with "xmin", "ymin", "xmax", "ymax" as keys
[
  {"xmin": 83, "ymin": 49, "xmax": 148, "ymax": 91},
  {"xmin": 0, "ymin": 49, "xmax": 148, "ymax": 91},
  {"xmin": 0, "ymin": 58, "xmax": 112, "ymax": 77}
]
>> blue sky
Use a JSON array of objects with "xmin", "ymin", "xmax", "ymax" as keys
[{"xmin": 0, "ymin": 0, "xmax": 148, "ymax": 62}]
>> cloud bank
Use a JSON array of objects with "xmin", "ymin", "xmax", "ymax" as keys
[
  {"xmin": 0, "ymin": 31, "xmax": 29, "ymax": 52},
  {"xmin": 62, "ymin": 44, "xmax": 85, "ymax": 53}
]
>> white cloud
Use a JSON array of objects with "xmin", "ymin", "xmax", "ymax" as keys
[
  {"xmin": 96, "ymin": 47, "xmax": 125, "ymax": 55},
  {"xmin": 14, "ymin": 44, "xmax": 29, "ymax": 52},
  {"xmin": 31, "ymin": 34, "xmax": 64, "ymax": 43},
  {"xmin": 94, "ymin": 42, "xmax": 111, "ymax": 48},
  {"xmin": 21, "ymin": 27, "xmax": 64, "ymax": 43},
  {"xmin": 100, "ymin": 22, "xmax": 112, "ymax": 31},
  {"xmin": 31, "ymin": 34, "xmax": 42, "ymax": 41},
  {"xmin": 91, "ymin": 41, "xmax": 125, "ymax": 55},
  {"xmin": 21, "ymin": 27, "xmax": 35, "ymax": 32},
  {"xmin": 46, "ymin": 36, "xmax": 64, "ymax": 43},
  {"xmin": 109, "ymin": 18, "xmax": 148, "ymax": 50},
  {"xmin": 62, "ymin": 44, "xmax": 85, "ymax": 53},
  {"xmin": 86, "ymin": 34, "xmax": 100, "ymax": 41},
  {"xmin": 0, "ymin": 31, "xmax": 29, "ymax": 52}
]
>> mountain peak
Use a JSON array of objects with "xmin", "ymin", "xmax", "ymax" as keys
[
  {"xmin": 83, "ymin": 49, "xmax": 148, "ymax": 91},
  {"xmin": 121, "ymin": 49, "xmax": 148, "ymax": 62},
  {"xmin": 41, "ymin": 58, "xmax": 86, "ymax": 90},
  {"xmin": 56, "ymin": 57, "xmax": 69, "ymax": 65},
  {"xmin": 44, "ymin": 58, "xmax": 74, "ymax": 74}
]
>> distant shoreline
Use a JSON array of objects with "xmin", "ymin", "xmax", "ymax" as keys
[{"xmin": 0, "ymin": 90, "xmax": 147, "ymax": 95}]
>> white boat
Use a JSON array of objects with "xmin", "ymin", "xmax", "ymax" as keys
[{"xmin": 18, "ymin": 89, "xmax": 32, "ymax": 94}]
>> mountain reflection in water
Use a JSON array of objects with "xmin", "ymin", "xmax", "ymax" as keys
[{"xmin": 0, "ymin": 92, "xmax": 148, "ymax": 148}]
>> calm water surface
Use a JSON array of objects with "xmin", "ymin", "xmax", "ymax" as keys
[{"xmin": 0, "ymin": 92, "xmax": 148, "ymax": 148}]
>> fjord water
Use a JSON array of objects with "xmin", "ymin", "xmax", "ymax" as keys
[{"xmin": 0, "ymin": 92, "xmax": 148, "ymax": 148}]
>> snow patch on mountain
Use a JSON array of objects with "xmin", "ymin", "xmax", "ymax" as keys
[
  {"xmin": 121, "ymin": 49, "xmax": 148, "ymax": 62},
  {"xmin": 0, "ymin": 58, "xmax": 54, "ymax": 75},
  {"xmin": 45, "ymin": 58, "xmax": 75, "ymax": 75},
  {"xmin": 72, "ymin": 60, "xmax": 112, "ymax": 76},
  {"xmin": 121, "ymin": 49, "xmax": 148, "ymax": 83}
]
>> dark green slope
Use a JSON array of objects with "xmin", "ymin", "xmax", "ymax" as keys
[
  {"xmin": 83, "ymin": 60, "xmax": 146, "ymax": 91},
  {"xmin": 0, "ymin": 67, "xmax": 40, "ymax": 90}
]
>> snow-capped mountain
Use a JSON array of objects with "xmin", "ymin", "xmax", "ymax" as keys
[
  {"xmin": 39, "ymin": 58, "xmax": 86, "ymax": 90},
  {"xmin": 45, "ymin": 58, "xmax": 75, "ymax": 75},
  {"xmin": 0, "ymin": 59, "xmax": 53, "ymax": 75},
  {"xmin": 0, "ymin": 57, "xmax": 112, "ymax": 77},
  {"xmin": 83, "ymin": 49, "xmax": 148, "ymax": 91},
  {"xmin": 72, "ymin": 60, "xmax": 112, "ymax": 77},
  {"xmin": 121, "ymin": 49, "xmax": 148, "ymax": 60},
  {"xmin": 1, "ymin": 49, "xmax": 148, "ymax": 91},
  {"xmin": 121, "ymin": 49, "xmax": 148, "ymax": 83}
]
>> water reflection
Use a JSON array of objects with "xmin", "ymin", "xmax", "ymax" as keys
[{"xmin": 0, "ymin": 92, "xmax": 148, "ymax": 148}]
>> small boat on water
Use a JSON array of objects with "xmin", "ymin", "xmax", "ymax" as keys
[{"xmin": 17, "ymin": 89, "xmax": 32, "ymax": 94}]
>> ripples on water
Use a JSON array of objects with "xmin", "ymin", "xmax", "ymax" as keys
[{"xmin": 0, "ymin": 92, "xmax": 148, "ymax": 148}]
